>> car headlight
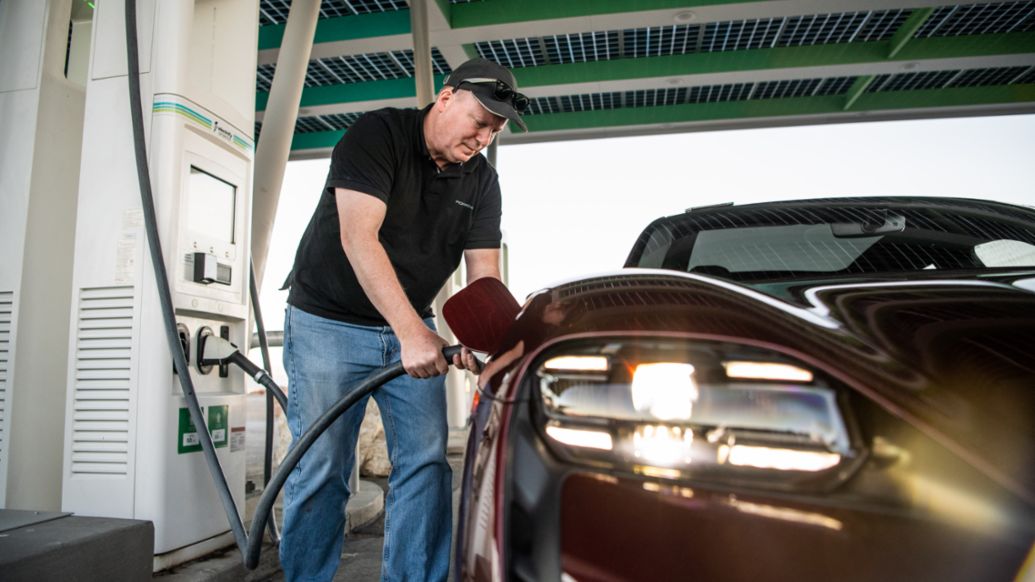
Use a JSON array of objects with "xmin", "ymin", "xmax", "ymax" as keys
[{"xmin": 535, "ymin": 339, "xmax": 857, "ymax": 487}]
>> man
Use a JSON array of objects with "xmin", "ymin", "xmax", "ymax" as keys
[{"xmin": 279, "ymin": 58, "xmax": 528, "ymax": 581}]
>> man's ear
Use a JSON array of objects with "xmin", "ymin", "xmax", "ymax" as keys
[{"xmin": 436, "ymin": 87, "xmax": 455, "ymax": 111}]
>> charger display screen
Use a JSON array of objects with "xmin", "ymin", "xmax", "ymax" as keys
[{"xmin": 187, "ymin": 166, "xmax": 236, "ymax": 244}]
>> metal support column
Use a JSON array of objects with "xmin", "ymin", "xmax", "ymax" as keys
[
  {"xmin": 250, "ymin": 0, "xmax": 320, "ymax": 289},
  {"xmin": 410, "ymin": 0, "xmax": 435, "ymax": 107},
  {"xmin": 487, "ymin": 137, "xmax": 498, "ymax": 168},
  {"xmin": 410, "ymin": 0, "xmax": 465, "ymax": 428}
]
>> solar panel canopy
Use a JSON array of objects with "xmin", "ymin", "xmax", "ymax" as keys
[{"xmin": 254, "ymin": 0, "xmax": 1035, "ymax": 158}]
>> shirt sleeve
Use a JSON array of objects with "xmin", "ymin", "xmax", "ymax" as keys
[
  {"xmin": 324, "ymin": 111, "xmax": 396, "ymax": 202},
  {"xmin": 466, "ymin": 171, "xmax": 503, "ymax": 249}
]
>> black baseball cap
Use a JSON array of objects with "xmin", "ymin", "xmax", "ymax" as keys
[{"xmin": 444, "ymin": 58, "xmax": 528, "ymax": 132}]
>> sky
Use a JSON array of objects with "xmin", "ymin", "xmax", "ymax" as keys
[{"xmin": 256, "ymin": 113, "xmax": 1035, "ymax": 327}]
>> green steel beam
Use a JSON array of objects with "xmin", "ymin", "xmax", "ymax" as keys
[
  {"xmin": 289, "ymin": 84, "xmax": 1035, "ymax": 151},
  {"xmin": 258, "ymin": 0, "xmax": 765, "ymax": 49},
  {"xmin": 258, "ymin": 10, "xmax": 411, "ymax": 51},
  {"xmin": 291, "ymin": 130, "xmax": 346, "ymax": 151},
  {"xmin": 889, "ymin": 7, "xmax": 935, "ymax": 59},
  {"xmin": 257, "ymin": 32, "xmax": 1035, "ymax": 111},
  {"xmin": 515, "ymin": 32, "xmax": 1034, "ymax": 87},
  {"xmin": 844, "ymin": 75, "xmax": 875, "ymax": 110},
  {"xmin": 523, "ymin": 83, "xmax": 1035, "ymax": 132},
  {"xmin": 434, "ymin": 0, "xmax": 451, "ymax": 20},
  {"xmin": 256, "ymin": 74, "xmax": 448, "ymax": 111},
  {"xmin": 451, "ymin": 0, "xmax": 752, "ymax": 28}
]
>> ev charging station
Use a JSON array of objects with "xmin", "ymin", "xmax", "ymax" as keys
[{"xmin": 61, "ymin": 0, "xmax": 259, "ymax": 566}]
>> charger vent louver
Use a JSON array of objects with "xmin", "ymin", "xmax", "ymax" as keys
[
  {"xmin": 0, "ymin": 291, "xmax": 13, "ymax": 471},
  {"xmin": 71, "ymin": 286, "xmax": 135, "ymax": 476}
]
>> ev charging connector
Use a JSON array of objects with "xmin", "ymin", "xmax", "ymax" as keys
[{"xmin": 200, "ymin": 335, "xmax": 287, "ymax": 411}]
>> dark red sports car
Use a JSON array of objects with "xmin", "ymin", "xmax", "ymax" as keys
[{"xmin": 444, "ymin": 197, "xmax": 1035, "ymax": 582}]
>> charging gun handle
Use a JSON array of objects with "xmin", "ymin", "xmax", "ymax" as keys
[{"xmin": 227, "ymin": 352, "xmax": 288, "ymax": 411}]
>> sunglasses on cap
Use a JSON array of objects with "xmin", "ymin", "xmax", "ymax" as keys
[{"xmin": 456, "ymin": 78, "xmax": 530, "ymax": 114}]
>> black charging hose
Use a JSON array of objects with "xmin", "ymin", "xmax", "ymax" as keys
[
  {"xmin": 127, "ymin": 0, "xmax": 470, "ymax": 568},
  {"xmin": 195, "ymin": 334, "xmax": 466, "ymax": 567},
  {"xmin": 198, "ymin": 330, "xmax": 468, "ymax": 567},
  {"xmin": 224, "ymin": 343, "xmax": 289, "ymax": 411},
  {"xmin": 124, "ymin": 3, "xmax": 469, "ymax": 567},
  {"xmin": 243, "ymin": 345, "xmax": 463, "ymax": 568},
  {"xmin": 125, "ymin": 0, "xmax": 248, "ymax": 556},
  {"xmin": 248, "ymin": 263, "xmax": 282, "ymax": 544}
]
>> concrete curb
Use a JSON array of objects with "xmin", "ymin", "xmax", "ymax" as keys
[
  {"xmin": 345, "ymin": 479, "xmax": 385, "ymax": 532},
  {"xmin": 154, "ymin": 540, "xmax": 280, "ymax": 582}
]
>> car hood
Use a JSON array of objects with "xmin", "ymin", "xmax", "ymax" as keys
[{"xmin": 497, "ymin": 269, "xmax": 1035, "ymax": 504}]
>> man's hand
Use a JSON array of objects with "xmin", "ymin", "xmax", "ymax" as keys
[
  {"xmin": 451, "ymin": 347, "xmax": 482, "ymax": 374},
  {"xmin": 399, "ymin": 325, "xmax": 449, "ymax": 379}
]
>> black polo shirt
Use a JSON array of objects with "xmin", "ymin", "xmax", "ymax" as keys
[{"xmin": 285, "ymin": 106, "xmax": 503, "ymax": 325}]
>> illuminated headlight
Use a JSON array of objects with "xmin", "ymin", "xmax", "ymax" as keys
[
  {"xmin": 631, "ymin": 363, "xmax": 697, "ymax": 420},
  {"xmin": 536, "ymin": 339, "xmax": 855, "ymax": 485}
]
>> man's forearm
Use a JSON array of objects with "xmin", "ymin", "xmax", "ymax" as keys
[{"xmin": 342, "ymin": 234, "xmax": 425, "ymax": 336}]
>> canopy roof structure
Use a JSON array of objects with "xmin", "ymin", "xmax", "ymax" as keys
[{"xmin": 254, "ymin": 0, "xmax": 1035, "ymax": 158}]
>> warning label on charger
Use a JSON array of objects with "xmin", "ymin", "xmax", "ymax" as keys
[{"xmin": 230, "ymin": 426, "xmax": 246, "ymax": 452}]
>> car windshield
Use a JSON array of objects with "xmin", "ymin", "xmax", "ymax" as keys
[{"xmin": 625, "ymin": 199, "xmax": 1035, "ymax": 283}]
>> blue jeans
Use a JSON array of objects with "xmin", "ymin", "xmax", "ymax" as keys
[{"xmin": 279, "ymin": 305, "xmax": 452, "ymax": 581}]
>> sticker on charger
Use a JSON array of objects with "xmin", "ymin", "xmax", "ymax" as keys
[
  {"xmin": 177, "ymin": 405, "xmax": 230, "ymax": 454},
  {"xmin": 230, "ymin": 426, "xmax": 246, "ymax": 452},
  {"xmin": 178, "ymin": 407, "xmax": 204, "ymax": 454},
  {"xmin": 208, "ymin": 405, "xmax": 229, "ymax": 448}
]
